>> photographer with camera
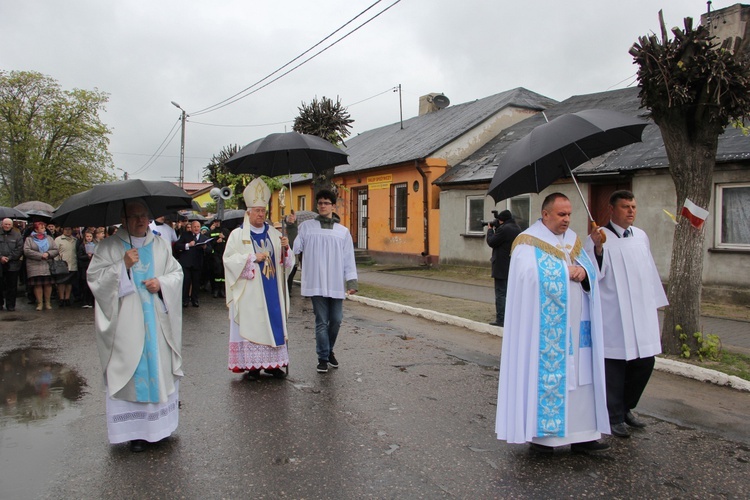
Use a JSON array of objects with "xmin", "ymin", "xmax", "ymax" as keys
[{"xmin": 486, "ymin": 210, "xmax": 521, "ymax": 327}]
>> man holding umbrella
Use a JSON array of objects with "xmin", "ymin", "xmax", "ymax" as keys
[
  {"xmin": 87, "ymin": 199, "xmax": 184, "ymax": 453},
  {"xmin": 495, "ymin": 193, "xmax": 610, "ymax": 453}
]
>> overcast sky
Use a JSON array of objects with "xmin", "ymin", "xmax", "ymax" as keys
[{"xmin": 1, "ymin": 0, "xmax": 727, "ymax": 184}]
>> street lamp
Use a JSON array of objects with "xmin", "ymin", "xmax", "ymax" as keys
[{"xmin": 171, "ymin": 101, "xmax": 187, "ymax": 188}]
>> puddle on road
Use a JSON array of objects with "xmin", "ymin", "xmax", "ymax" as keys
[{"xmin": 0, "ymin": 347, "xmax": 87, "ymax": 498}]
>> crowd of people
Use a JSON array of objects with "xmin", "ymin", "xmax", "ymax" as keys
[
  {"xmin": 2, "ymin": 179, "xmax": 360, "ymax": 453},
  {"xmin": 0, "ymin": 214, "xmax": 233, "ymax": 313}
]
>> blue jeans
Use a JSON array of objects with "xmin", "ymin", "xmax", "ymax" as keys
[
  {"xmin": 310, "ymin": 296, "xmax": 343, "ymax": 362},
  {"xmin": 494, "ymin": 278, "xmax": 508, "ymax": 325}
]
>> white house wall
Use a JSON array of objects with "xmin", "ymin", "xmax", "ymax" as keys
[{"xmin": 432, "ymin": 108, "xmax": 539, "ymax": 167}]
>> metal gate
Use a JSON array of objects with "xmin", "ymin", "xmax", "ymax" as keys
[{"xmin": 354, "ymin": 187, "xmax": 368, "ymax": 249}]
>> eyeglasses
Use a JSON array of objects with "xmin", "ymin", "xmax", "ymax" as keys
[{"xmin": 317, "ymin": 201, "xmax": 333, "ymax": 206}]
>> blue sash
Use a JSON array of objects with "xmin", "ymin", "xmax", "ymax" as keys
[
  {"xmin": 535, "ymin": 248, "xmax": 567, "ymax": 437},
  {"xmin": 122, "ymin": 239, "xmax": 161, "ymax": 403},
  {"xmin": 250, "ymin": 227, "xmax": 285, "ymax": 346}
]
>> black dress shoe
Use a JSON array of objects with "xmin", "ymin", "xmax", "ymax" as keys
[
  {"xmin": 610, "ymin": 422, "xmax": 631, "ymax": 438},
  {"xmin": 265, "ymin": 367, "xmax": 287, "ymax": 379},
  {"xmin": 625, "ymin": 411, "xmax": 647, "ymax": 428},
  {"xmin": 571, "ymin": 440, "xmax": 611, "ymax": 453},
  {"xmin": 183, "ymin": 302, "xmax": 189, "ymax": 308},
  {"xmin": 129, "ymin": 439, "xmax": 148, "ymax": 452},
  {"xmin": 529, "ymin": 443, "xmax": 555, "ymax": 453},
  {"xmin": 191, "ymin": 301, "xmax": 199, "ymax": 307}
]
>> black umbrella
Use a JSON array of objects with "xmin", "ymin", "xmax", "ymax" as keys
[
  {"xmin": 51, "ymin": 179, "xmax": 193, "ymax": 227},
  {"xmin": 186, "ymin": 213, "xmax": 207, "ymax": 222},
  {"xmin": 225, "ymin": 131, "xmax": 348, "ymax": 176},
  {"xmin": 219, "ymin": 209, "xmax": 247, "ymax": 231},
  {"xmin": 0, "ymin": 207, "xmax": 28, "ymax": 219},
  {"xmin": 487, "ymin": 109, "xmax": 647, "ymax": 221},
  {"xmin": 24, "ymin": 209, "xmax": 53, "ymax": 221}
]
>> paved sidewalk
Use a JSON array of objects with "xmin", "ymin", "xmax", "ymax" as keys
[{"xmin": 358, "ymin": 268, "xmax": 750, "ymax": 354}]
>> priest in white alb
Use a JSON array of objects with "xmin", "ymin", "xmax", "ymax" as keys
[
  {"xmin": 223, "ymin": 178, "xmax": 294, "ymax": 379},
  {"xmin": 585, "ymin": 190, "xmax": 668, "ymax": 438},
  {"xmin": 88, "ymin": 199, "xmax": 184, "ymax": 453},
  {"xmin": 496, "ymin": 193, "xmax": 610, "ymax": 453}
]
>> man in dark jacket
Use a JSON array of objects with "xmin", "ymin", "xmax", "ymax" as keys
[
  {"xmin": 486, "ymin": 210, "xmax": 522, "ymax": 327},
  {"xmin": 0, "ymin": 218, "xmax": 24, "ymax": 311},
  {"xmin": 174, "ymin": 220, "xmax": 212, "ymax": 307}
]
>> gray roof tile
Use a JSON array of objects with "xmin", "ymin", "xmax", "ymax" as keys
[{"xmin": 336, "ymin": 87, "xmax": 557, "ymax": 174}]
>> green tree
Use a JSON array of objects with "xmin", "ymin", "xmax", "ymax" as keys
[
  {"xmin": 629, "ymin": 13, "xmax": 750, "ymax": 354},
  {"xmin": 0, "ymin": 70, "xmax": 114, "ymax": 206},
  {"xmin": 292, "ymin": 95, "xmax": 353, "ymax": 196}
]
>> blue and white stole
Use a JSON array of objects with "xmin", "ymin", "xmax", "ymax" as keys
[
  {"xmin": 122, "ymin": 239, "xmax": 161, "ymax": 403},
  {"xmin": 250, "ymin": 225, "xmax": 285, "ymax": 346},
  {"xmin": 534, "ymin": 240, "xmax": 597, "ymax": 437}
]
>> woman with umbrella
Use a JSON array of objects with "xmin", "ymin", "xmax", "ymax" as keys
[{"xmin": 23, "ymin": 221, "xmax": 60, "ymax": 310}]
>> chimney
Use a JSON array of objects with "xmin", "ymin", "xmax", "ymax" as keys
[{"xmin": 701, "ymin": 3, "xmax": 750, "ymax": 54}]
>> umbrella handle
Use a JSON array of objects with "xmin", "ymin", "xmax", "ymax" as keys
[{"xmin": 590, "ymin": 221, "xmax": 607, "ymax": 244}]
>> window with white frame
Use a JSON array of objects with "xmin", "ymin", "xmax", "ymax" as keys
[
  {"xmin": 466, "ymin": 196, "xmax": 485, "ymax": 234},
  {"xmin": 509, "ymin": 196, "xmax": 531, "ymax": 230},
  {"xmin": 297, "ymin": 195, "xmax": 307, "ymax": 211},
  {"xmin": 391, "ymin": 183, "xmax": 408, "ymax": 231},
  {"xmin": 715, "ymin": 183, "xmax": 750, "ymax": 249}
]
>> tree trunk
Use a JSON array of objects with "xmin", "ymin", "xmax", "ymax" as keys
[{"xmin": 658, "ymin": 117, "xmax": 719, "ymax": 355}]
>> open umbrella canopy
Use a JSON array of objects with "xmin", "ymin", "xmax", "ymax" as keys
[
  {"xmin": 14, "ymin": 201, "xmax": 55, "ymax": 213},
  {"xmin": 0, "ymin": 207, "xmax": 28, "ymax": 219},
  {"xmin": 24, "ymin": 209, "xmax": 53, "ymax": 221},
  {"xmin": 185, "ymin": 212, "xmax": 207, "ymax": 222},
  {"xmin": 51, "ymin": 179, "xmax": 193, "ymax": 227},
  {"xmin": 225, "ymin": 131, "xmax": 349, "ymax": 177},
  {"xmin": 487, "ymin": 109, "xmax": 648, "ymax": 203}
]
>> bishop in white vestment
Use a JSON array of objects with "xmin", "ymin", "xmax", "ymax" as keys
[{"xmin": 223, "ymin": 178, "xmax": 293, "ymax": 378}]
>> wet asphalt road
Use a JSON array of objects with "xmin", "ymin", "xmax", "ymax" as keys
[{"xmin": 0, "ymin": 292, "xmax": 748, "ymax": 499}]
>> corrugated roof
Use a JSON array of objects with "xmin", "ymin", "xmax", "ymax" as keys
[
  {"xmin": 434, "ymin": 87, "xmax": 750, "ymax": 186},
  {"xmin": 335, "ymin": 87, "xmax": 557, "ymax": 174}
]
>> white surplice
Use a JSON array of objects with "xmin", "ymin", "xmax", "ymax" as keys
[{"xmin": 585, "ymin": 226, "xmax": 668, "ymax": 360}]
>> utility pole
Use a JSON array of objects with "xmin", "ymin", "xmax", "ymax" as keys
[{"xmin": 171, "ymin": 101, "xmax": 187, "ymax": 188}]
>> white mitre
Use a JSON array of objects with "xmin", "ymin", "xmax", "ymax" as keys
[{"xmin": 243, "ymin": 177, "xmax": 271, "ymax": 208}]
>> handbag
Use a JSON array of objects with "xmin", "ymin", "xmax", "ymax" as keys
[{"xmin": 49, "ymin": 259, "xmax": 69, "ymax": 276}]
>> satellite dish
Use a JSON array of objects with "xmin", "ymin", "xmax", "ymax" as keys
[{"xmin": 432, "ymin": 94, "xmax": 450, "ymax": 109}]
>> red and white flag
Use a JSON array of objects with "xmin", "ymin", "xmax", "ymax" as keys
[{"xmin": 681, "ymin": 198, "xmax": 709, "ymax": 229}]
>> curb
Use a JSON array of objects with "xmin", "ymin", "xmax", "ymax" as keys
[{"xmin": 348, "ymin": 294, "xmax": 750, "ymax": 393}]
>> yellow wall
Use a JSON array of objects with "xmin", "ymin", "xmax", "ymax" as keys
[
  {"xmin": 265, "ymin": 159, "xmax": 447, "ymax": 262},
  {"xmin": 194, "ymin": 191, "xmax": 213, "ymax": 209},
  {"xmin": 337, "ymin": 159, "xmax": 447, "ymax": 260}
]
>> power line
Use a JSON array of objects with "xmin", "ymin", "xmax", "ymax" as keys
[
  {"xmin": 130, "ymin": 118, "xmax": 181, "ymax": 176},
  {"xmin": 190, "ymin": 0, "xmax": 402, "ymax": 116},
  {"xmin": 188, "ymin": 119, "xmax": 293, "ymax": 128},
  {"xmin": 183, "ymin": 86, "xmax": 397, "ymax": 128},
  {"xmin": 347, "ymin": 87, "xmax": 398, "ymax": 107}
]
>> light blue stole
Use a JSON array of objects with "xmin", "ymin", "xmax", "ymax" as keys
[
  {"xmin": 122, "ymin": 239, "xmax": 161, "ymax": 403},
  {"xmin": 534, "ymin": 246, "xmax": 597, "ymax": 437}
]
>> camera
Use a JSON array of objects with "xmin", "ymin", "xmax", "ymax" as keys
[{"xmin": 481, "ymin": 210, "xmax": 501, "ymax": 229}]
